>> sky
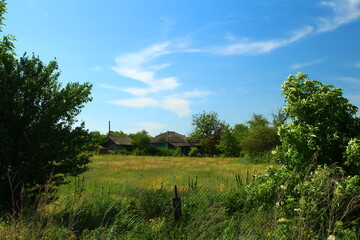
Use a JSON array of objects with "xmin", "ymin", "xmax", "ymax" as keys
[{"xmin": 3, "ymin": 0, "xmax": 360, "ymax": 136}]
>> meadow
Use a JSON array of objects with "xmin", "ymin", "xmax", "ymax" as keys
[
  {"xmin": 61, "ymin": 155, "xmax": 271, "ymax": 194},
  {"xmin": 1, "ymin": 155, "xmax": 278, "ymax": 240},
  {"xmin": 2, "ymin": 155, "xmax": 358, "ymax": 240}
]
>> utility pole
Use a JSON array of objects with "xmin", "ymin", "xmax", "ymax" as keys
[{"xmin": 108, "ymin": 121, "xmax": 111, "ymax": 136}]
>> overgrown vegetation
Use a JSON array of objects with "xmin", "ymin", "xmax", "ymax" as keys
[
  {"xmin": 0, "ymin": 1, "xmax": 92, "ymax": 214},
  {"xmin": 0, "ymin": 1, "xmax": 359, "ymax": 239}
]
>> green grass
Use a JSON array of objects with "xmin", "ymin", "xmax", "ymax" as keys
[
  {"xmin": 1, "ymin": 155, "xmax": 279, "ymax": 240},
  {"xmin": 59, "ymin": 155, "xmax": 273, "ymax": 196}
]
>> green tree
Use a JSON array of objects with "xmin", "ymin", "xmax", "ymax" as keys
[
  {"xmin": 240, "ymin": 125, "xmax": 279, "ymax": 157},
  {"xmin": 190, "ymin": 111, "xmax": 225, "ymax": 156},
  {"xmin": 0, "ymin": 2, "xmax": 93, "ymax": 212},
  {"xmin": 277, "ymin": 73, "xmax": 360, "ymax": 174},
  {"xmin": 246, "ymin": 113, "xmax": 270, "ymax": 129},
  {"xmin": 217, "ymin": 125, "xmax": 240, "ymax": 157},
  {"xmin": 271, "ymin": 107, "xmax": 288, "ymax": 128},
  {"xmin": 239, "ymin": 114, "xmax": 279, "ymax": 158},
  {"xmin": 130, "ymin": 130, "xmax": 151, "ymax": 153},
  {"xmin": 109, "ymin": 130, "xmax": 128, "ymax": 137},
  {"xmin": 89, "ymin": 131, "xmax": 107, "ymax": 151}
]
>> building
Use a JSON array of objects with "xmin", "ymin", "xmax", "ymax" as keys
[
  {"xmin": 103, "ymin": 136, "xmax": 133, "ymax": 151},
  {"xmin": 150, "ymin": 131, "xmax": 195, "ymax": 155}
]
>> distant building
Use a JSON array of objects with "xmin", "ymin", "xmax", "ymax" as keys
[
  {"xmin": 150, "ymin": 131, "xmax": 196, "ymax": 155},
  {"xmin": 103, "ymin": 136, "xmax": 133, "ymax": 151}
]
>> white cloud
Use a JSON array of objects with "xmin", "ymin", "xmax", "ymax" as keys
[
  {"xmin": 163, "ymin": 98, "xmax": 191, "ymax": 117},
  {"xmin": 108, "ymin": 42, "xmax": 210, "ymax": 117},
  {"xmin": 121, "ymin": 77, "xmax": 180, "ymax": 95},
  {"xmin": 122, "ymin": 122, "xmax": 167, "ymax": 136},
  {"xmin": 213, "ymin": 26, "xmax": 314, "ymax": 55},
  {"xmin": 109, "ymin": 98, "xmax": 159, "ymax": 108},
  {"xmin": 174, "ymin": 90, "xmax": 212, "ymax": 99},
  {"xmin": 112, "ymin": 42, "xmax": 180, "ymax": 96},
  {"xmin": 290, "ymin": 58, "xmax": 326, "ymax": 70},
  {"xmin": 138, "ymin": 121, "xmax": 167, "ymax": 130},
  {"xmin": 317, "ymin": 0, "xmax": 360, "ymax": 32},
  {"xmin": 109, "ymin": 96, "xmax": 191, "ymax": 117}
]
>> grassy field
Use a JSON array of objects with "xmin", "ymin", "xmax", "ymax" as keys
[
  {"xmin": 1, "ymin": 155, "xmax": 280, "ymax": 240},
  {"xmin": 3, "ymin": 155, "xmax": 357, "ymax": 239},
  {"xmin": 59, "ymin": 155, "xmax": 274, "ymax": 196}
]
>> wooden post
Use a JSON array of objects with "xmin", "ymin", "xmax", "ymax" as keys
[{"xmin": 172, "ymin": 185, "xmax": 182, "ymax": 221}]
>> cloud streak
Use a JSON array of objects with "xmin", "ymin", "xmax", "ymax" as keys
[
  {"xmin": 317, "ymin": 0, "xmax": 360, "ymax": 32},
  {"xmin": 212, "ymin": 26, "xmax": 314, "ymax": 55},
  {"xmin": 210, "ymin": 0, "xmax": 360, "ymax": 56},
  {"xmin": 109, "ymin": 89, "xmax": 211, "ymax": 117},
  {"xmin": 290, "ymin": 58, "xmax": 326, "ymax": 70}
]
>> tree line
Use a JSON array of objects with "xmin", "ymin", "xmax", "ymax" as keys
[{"xmin": 90, "ymin": 110, "xmax": 285, "ymax": 161}]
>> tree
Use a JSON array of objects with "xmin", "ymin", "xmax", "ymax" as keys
[
  {"xmin": 246, "ymin": 113, "xmax": 270, "ymax": 129},
  {"xmin": 89, "ymin": 131, "xmax": 107, "ymax": 151},
  {"xmin": 109, "ymin": 130, "xmax": 128, "ymax": 137},
  {"xmin": 217, "ymin": 125, "xmax": 240, "ymax": 157},
  {"xmin": 0, "ymin": 2, "xmax": 93, "ymax": 212},
  {"xmin": 277, "ymin": 73, "xmax": 360, "ymax": 174},
  {"xmin": 240, "ymin": 114, "xmax": 279, "ymax": 158},
  {"xmin": 240, "ymin": 125, "xmax": 279, "ymax": 157},
  {"xmin": 190, "ymin": 111, "xmax": 225, "ymax": 156},
  {"xmin": 271, "ymin": 107, "xmax": 288, "ymax": 128},
  {"xmin": 130, "ymin": 130, "xmax": 151, "ymax": 153}
]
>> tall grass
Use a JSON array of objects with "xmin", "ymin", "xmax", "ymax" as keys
[{"xmin": 0, "ymin": 155, "xmax": 278, "ymax": 239}]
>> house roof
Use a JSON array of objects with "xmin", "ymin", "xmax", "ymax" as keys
[
  {"xmin": 150, "ymin": 131, "xmax": 192, "ymax": 147},
  {"xmin": 108, "ymin": 136, "xmax": 132, "ymax": 146}
]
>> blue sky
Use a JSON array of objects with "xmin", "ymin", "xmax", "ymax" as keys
[{"xmin": 4, "ymin": 0, "xmax": 360, "ymax": 136}]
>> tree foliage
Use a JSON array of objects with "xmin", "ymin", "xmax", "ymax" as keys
[
  {"xmin": 109, "ymin": 130, "xmax": 128, "ymax": 137},
  {"xmin": 246, "ymin": 113, "xmax": 270, "ymax": 129},
  {"xmin": 239, "ymin": 114, "xmax": 279, "ymax": 158},
  {"xmin": 240, "ymin": 125, "xmax": 279, "ymax": 157},
  {"xmin": 0, "ymin": 2, "xmax": 93, "ymax": 212},
  {"xmin": 277, "ymin": 73, "xmax": 360, "ymax": 174},
  {"xmin": 190, "ymin": 111, "xmax": 225, "ymax": 156},
  {"xmin": 217, "ymin": 125, "xmax": 240, "ymax": 157},
  {"xmin": 130, "ymin": 130, "xmax": 151, "ymax": 151}
]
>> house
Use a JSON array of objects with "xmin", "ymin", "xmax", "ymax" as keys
[
  {"xmin": 103, "ymin": 136, "xmax": 133, "ymax": 151},
  {"xmin": 150, "ymin": 131, "xmax": 195, "ymax": 155}
]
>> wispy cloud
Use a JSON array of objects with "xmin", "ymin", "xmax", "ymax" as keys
[
  {"xmin": 160, "ymin": 17, "xmax": 176, "ymax": 35},
  {"xmin": 290, "ymin": 58, "xmax": 326, "ymax": 70},
  {"xmin": 137, "ymin": 121, "xmax": 167, "ymax": 130},
  {"xmin": 209, "ymin": 0, "xmax": 360, "ymax": 56},
  {"xmin": 109, "ymin": 98, "xmax": 159, "ymax": 108},
  {"xmin": 317, "ymin": 0, "xmax": 360, "ymax": 32},
  {"xmin": 93, "ymin": 65, "xmax": 103, "ymax": 71},
  {"xmin": 181, "ymin": 90, "xmax": 212, "ymax": 98},
  {"xmin": 123, "ymin": 121, "xmax": 167, "ymax": 136},
  {"xmin": 355, "ymin": 62, "xmax": 360, "ymax": 68},
  {"xmin": 212, "ymin": 26, "xmax": 314, "ymax": 55},
  {"xmin": 111, "ymin": 42, "xmax": 181, "ymax": 96},
  {"xmin": 108, "ymin": 41, "xmax": 211, "ymax": 117},
  {"xmin": 339, "ymin": 76, "xmax": 360, "ymax": 85},
  {"xmin": 109, "ymin": 97, "xmax": 189, "ymax": 117}
]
